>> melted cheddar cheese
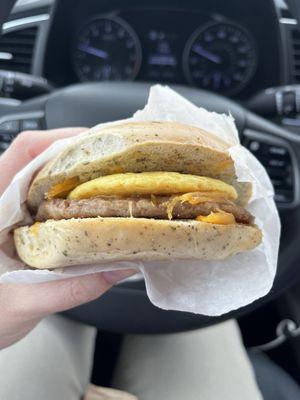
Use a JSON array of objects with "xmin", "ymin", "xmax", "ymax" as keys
[
  {"xmin": 46, "ymin": 177, "xmax": 80, "ymax": 200},
  {"xmin": 196, "ymin": 212, "xmax": 236, "ymax": 225},
  {"xmin": 164, "ymin": 192, "xmax": 230, "ymax": 220}
]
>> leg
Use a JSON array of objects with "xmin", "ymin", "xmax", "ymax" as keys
[
  {"xmin": 249, "ymin": 351, "xmax": 300, "ymax": 400},
  {"xmin": 112, "ymin": 320, "xmax": 262, "ymax": 400},
  {"xmin": 0, "ymin": 315, "xmax": 96, "ymax": 400}
]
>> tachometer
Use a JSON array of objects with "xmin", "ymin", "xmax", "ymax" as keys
[
  {"xmin": 183, "ymin": 21, "xmax": 257, "ymax": 95},
  {"xmin": 73, "ymin": 16, "xmax": 142, "ymax": 82}
]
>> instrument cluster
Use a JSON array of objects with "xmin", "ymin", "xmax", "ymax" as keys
[{"xmin": 72, "ymin": 10, "xmax": 258, "ymax": 96}]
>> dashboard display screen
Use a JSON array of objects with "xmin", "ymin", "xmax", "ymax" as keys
[
  {"xmin": 143, "ymin": 29, "xmax": 180, "ymax": 82},
  {"xmin": 121, "ymin": 9, "xmax": 190, "ymax": 83}
]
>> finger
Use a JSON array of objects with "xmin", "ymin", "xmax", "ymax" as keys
[
  {"xmin": 1, "ymin": 269, "xmax": 137, "ymax": 319},
  {"xmin": 16, "ymin": 127, "xmax": 87, "ymax": 160},
  {"xmin": 0, "ymin": 128, "xmax": 87, "ymax": 193}
]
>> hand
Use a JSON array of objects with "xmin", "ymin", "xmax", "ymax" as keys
[{"xmin": 0, "ymin": 129, "xmax": 136, "ymax": 350}]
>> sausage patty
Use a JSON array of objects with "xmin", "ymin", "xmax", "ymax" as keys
[{"xmin": 36, "ymin": 195, "xmax": 254, "ymax": 224}]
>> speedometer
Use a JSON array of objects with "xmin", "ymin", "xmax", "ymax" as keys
[
  {"xmin": 73, "ymin": 16, "xmax": 142, "ymax": 82},
  {"xmin": 183, "ymin": 21, "xmax": 257, "ymax": 95}
]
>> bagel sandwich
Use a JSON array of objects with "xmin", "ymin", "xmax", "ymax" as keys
[{"xmin": 14, "ymin": 121, "xmax": 262, "ymax": 269}]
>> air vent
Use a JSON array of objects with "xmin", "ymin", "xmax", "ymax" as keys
[
  {"xmin": 291, "ymin": 29, "xmax": 300, "ymax": 83},
  {"xmin": 0, "ymin": 27, "xmax": 38, "ymax": 74}
]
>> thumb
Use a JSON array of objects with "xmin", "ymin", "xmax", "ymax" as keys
[
  {"xmin": 37, "ymin": 269, "xmax": 137, "ymax": 316},
  {"xmin": 2, "ymin": 269, "xmax": 137, "ymax": 319}
]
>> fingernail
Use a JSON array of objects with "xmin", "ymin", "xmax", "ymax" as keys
[{"xmin": 102, "ymin": 269, "xmax": 137, "ymax": 285}]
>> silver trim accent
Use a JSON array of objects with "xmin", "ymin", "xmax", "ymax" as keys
[
  {"xmin": 0, "ymin": 111, "xmax": 45, "ymax": 127},
  {"xmin": 275, "ymin": 91, "xmax": 284, "ymax": 115},
  {"xmin": 1, "ymin": 13, "xmax": 52, "ymax": 76},
  {"xmin": 269, "ymin": 125, "xmax": 300, "ymax": 144},
  {"xmin": 0, "ymin": 52, "xmax": 13, "ymax": 60},
  {"xmin": 0, "ymin": 98, "xmax": 21, "ymax": 106},
  {"xmin": 2, "ymin": 14, "xmax": 49, "ymax": 32},
  {"xmin": 282, "ymin": 117, "xmax": 300, "ymax": 126},
  {"xmin": 279, "ymin": 17, "xmax": 298, "ymax": 25}
]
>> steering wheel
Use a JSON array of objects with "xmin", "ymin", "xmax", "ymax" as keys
[{"xmin": 1, "ymin": 1, "xmax": 300, "ymax": 334}]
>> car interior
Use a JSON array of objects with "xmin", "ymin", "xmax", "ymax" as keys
[{"xmin": 2, "ymin": 0, "xmax": 300, "ymax": 398}]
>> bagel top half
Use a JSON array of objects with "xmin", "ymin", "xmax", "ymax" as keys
[{"xmin": 27, "ymin": 121, "xmax": 251, "ymax": 211}]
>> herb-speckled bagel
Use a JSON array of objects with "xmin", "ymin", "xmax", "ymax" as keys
[{"xmin": 14, "ymin": 217, "xmax": 262, "ymax": 269}]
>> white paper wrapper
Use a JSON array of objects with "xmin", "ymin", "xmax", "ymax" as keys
[{"xmin": 0, "ymin": 85, "xmax": 280, "ymax": 316}]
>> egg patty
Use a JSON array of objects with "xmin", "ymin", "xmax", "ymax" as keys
[{"xmin": 63, "ymin": 172, "xmax": 238, "ymax": 201}]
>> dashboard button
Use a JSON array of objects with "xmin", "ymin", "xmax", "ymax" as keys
[
  {"xmin": 266, "ymin": 167, "xmax": 288, "ymax": 178},
  {"xmin": 268, "ymin": 146, "xmax": 288, "ymax": 157},
  {"xmin": 268, "ymin": 159, "xmax": 288, "ymax": 168},
  {"xmin": 0, "ymin": 132, "xmax": 15, "ymax": 142},
  {"xmin": 244, "ymin": 136, "xmax": 295, "ymax": 205},
  {"xmin": 281, "ymin": 91, "xmax": 297, "ymax": 116},
  {"xmin": 271, "ymin": 178, "xmax": 292, "ymax": 191},
  {"xmin": 0, "ymin": 120, "xmax": 19, "ymax": 134},
  {"xmin": 21, "ymin": 119, "xmax": 42, "ymax": 131},
  {"xmin": 274, "ymin": 191, "xmax": 294, "ymax": 203},
  {"xmin": 243, "ymin": 139, "xmax": 268, "ymax": 157},
  {"xmin": 0, "ymin": 141, "xmax": 10, "ymax": 152},
  {"xmin": 248, "ymin": 140, "xmax": 261, "ymax": 152}
]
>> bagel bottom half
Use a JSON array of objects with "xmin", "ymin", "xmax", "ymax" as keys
[{"xmin": 14, "ymin": 217, "xmax": 262, "ymax": 269}]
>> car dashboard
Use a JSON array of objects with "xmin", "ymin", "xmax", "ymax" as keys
[{"xmin": 41, "ymin": 0, "xmax": 282, "ymax": 100}]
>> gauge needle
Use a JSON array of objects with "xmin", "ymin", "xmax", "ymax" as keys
[
  {"xmin": 192, "ymin": 44, "xmax": 221, "ymax": 64},
  {"xmin": 78, "ymin": 43, "xmax": 109, "ymax": 59}
]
